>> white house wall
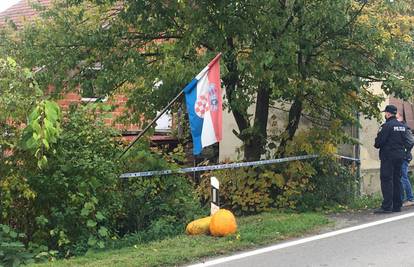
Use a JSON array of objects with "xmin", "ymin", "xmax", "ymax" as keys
[{"xmin": 219, "ymin": 82, "xmax": 396, "ymax": 195}]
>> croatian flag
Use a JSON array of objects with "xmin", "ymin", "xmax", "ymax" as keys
[{"xmin": 184, "ymin": 54, "xmax": 222, "ymax": 155}]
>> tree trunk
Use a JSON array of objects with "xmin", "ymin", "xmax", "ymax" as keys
[
  {"xmin": 276, "ymin": 95, "xmax": 303, "ymax": 157},
  {"xmin": 224, "ymin": 39, "xmax": 271, "ymax": 161},
  {"xmin": 243, "ymin": 82, "xmax": 270, "ymax": 161},
  {"xmin": 223, "ymin": 38, "xmax": 250, "ymax": 138},
  {"xmin": 277, "ymin": 2, "xmax": 305, "ymax": 158}
]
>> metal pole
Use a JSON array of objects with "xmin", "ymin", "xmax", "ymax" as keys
[{"xmin": 119, "ymin": 90, "xmax": 184, "ymax": 158}]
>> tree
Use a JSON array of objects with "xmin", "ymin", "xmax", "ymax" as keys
[
  {"xmin": 0, "ymin": 57, "xmax": 40, "ymax": 160},
  {"xmin": 0, "ymin": 56, "xmax": 62, "ymax": 169},
  {"xmin": 1, "ymin": 0, "xmax": 414, "ymax": 160}
]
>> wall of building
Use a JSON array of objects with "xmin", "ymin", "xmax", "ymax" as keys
[
  {"xmin": 57, "ymin": 92, "xmax": 141, "ymax": 132},
  {"xmin": 56, "ymin": 92, "xmax": 176, "ymax": 144},
  {"xmin": 358, "ymin": 82, "xmax": 388, "ymax": 195},
  {"xmin": 219, "ymin": 91, "xmax": 311, "ymax": 162},
  {"xmin": 219, "ymin": 82, "xmax": 395, "ymax": 195},
  {"xmin": 219, "ymin": 105, "xmax": 244, "ymax": 161},
  {"xmin": 359, "ymin": 83, "xmax": 386, "ymax": 171}
]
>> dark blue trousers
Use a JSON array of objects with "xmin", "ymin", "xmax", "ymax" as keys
[{"xmin": 380, "ymin": 158, "xmax": 403, "ymax": 210}]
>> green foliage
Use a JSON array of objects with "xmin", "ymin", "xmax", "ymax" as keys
[
  {"xmin": 270, "ymin": 129, "xmax": 359, "ymax": 210},
  {"xmin": 119, "ymin": 144, "xmax": 203, "ymax": 238},
  {"xmin": 32, "ymin": 212, "xmax": 329, "ymax": 267},
  {"xmin": 197, "ymin": 159, "xmax": 318, "ymax": 215},
  {"xmin": 347, "ymin": 193, "xmax": 382, "ymax": 211},
  {"xmin": 106, "ymin": 215, "xmax": 189, "ymax": 250},
  {"xmin": 198, "ymin": 129, "xmax": 358, "ymax": 214},
  {"xmin": 1, "ymin": 106, "xmax": 123, "ymax": 256},
  {"xmin": 21, "ymin": 100, "xmax": 62, "ymax": 169},
  {"xmin": 294, "ymin": 159, "xmax": 359, "ymax": 211},
  {"xmin": 27, "ymin": 106, "xmax": 123, "ymax": 255},
  {"xmin": 0, "ymin": 57, "xmax": 42, "ymax": 155},
  {"xmin": 1, "ymin": 100, "xmax": 204, "ymax": 257},
  {"xmin": 3, "ymin": 0, "xmax": 413, "ymax": 160},
  {"xmin": 274, "ymin": 161, "xmax": 317, "ymax": 210},
  {"xmin": 197, "ymin": 167, "xmax": 278, "ymax": 215},
  {"xmin": 0, "ymin": 224, "xmax": 35, "ymax": 267}
]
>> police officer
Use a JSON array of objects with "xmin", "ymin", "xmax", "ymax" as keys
[
  {"xmin": 374, "ymin": 105, "xmax": 406, "ymax": 213},
  {"xmin": 396, "ymin": 112, "xmax": 414, "ymax": 206}
]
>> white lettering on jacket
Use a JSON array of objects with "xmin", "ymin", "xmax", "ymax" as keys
[{"xmin": 393, "ymin": 126, "xmax": 406, "ymax": 131}]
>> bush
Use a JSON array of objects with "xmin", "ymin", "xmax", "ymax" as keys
[
  {"xmin": 0, "ymin": 224, "xmax": 56, "ymax": 266},
  {"xmin": 119, "ymin": 144, "xmax": 204, "ymax": 238},
  {"xmin": 1, "ymin": 105, "xmax": 205, "ymax": 256},
  {"xmin": 1, "ymin": 106, "xmax": 123, "ymax": 256},
  {"xmin": 29, "ymin": 107, "xmax": 124, "ymax": 255},
  {"xmin": 197, "ymin": 167, "xmax": 278, "ymax": 215},
  {"xmin": 0, "ymin": 224, "xmax": 35, "ymax": 267},
  {"xmin": 197, "ymin": 159, "xmax": 317, "ymax": 215},
  {"xmin": 197, "ymin": 157, "xmax": 358, "ymax": 215},
  {"xmin": 297, "ymin": 158, "xmax": 359, "ymax": 211}
]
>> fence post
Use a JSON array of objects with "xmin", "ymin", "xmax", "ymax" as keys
[{"xmin": 210, "ymin": 176, "xmax": 220, "ymax": 215}]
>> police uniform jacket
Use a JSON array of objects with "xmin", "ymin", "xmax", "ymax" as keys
[{"xmin": 374, "ymin": 116, "xmax": 406, "ymax": 161}]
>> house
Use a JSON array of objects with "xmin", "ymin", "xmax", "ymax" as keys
[
  {"xmin": 220, "ymin": 82, "xmax": 414, "ymax": 195},
  {"xmin": 357, "ymin": 83, "xmax": 414, "ymax": 194},
  {"xmin": 2, "ymin": 0, "xmax": 410, "ymax": 195},
  {"xmin": 0, "ymin": 0, "xmax": 50, "ymax": 28},
  {"xmin": 0, "ymin": 0, "xmax": 177, "ymax": 147}
]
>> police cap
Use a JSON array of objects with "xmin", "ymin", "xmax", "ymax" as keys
[{"xmin": 382, "ymin": 105, "xmax": 397, "ymax": 115}]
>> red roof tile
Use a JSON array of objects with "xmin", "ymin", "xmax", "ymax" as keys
[{"xmin": 0, "ymin": 0, "xmax": 51, "ymax": 28}]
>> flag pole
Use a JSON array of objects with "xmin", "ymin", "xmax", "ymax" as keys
[
  {"xmin": 119, "ymin": 90, "xmax": 184, "ymax": 159},
  {"xmin": 119, "ymin": 53, "xmax": 222, "ymax": 159}
]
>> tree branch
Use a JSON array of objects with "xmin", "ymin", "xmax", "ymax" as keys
[{"xmin": 312, "ymin": 2, "xmax": 367, "ymax": 50}]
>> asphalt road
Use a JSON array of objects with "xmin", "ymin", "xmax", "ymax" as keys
[{"xmin": 188, "ymin": 210, "xmax": 414, "ymax": 267}]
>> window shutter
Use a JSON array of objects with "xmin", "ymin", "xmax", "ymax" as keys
[
  {"xmin": 389, "ymin": 96, "xmax": 414, "ymax": 129},
  {"xmin": 403, "ymin": 101, "xmax": 414, "ymax": 129}
]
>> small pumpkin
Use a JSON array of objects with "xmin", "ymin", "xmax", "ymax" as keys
[
  {"xmin": 209, "ymin": 209, "xmax": 237, "ymax": 237},
  {"xmin": 185, "ymin": 216, "xmax": 212, "ymax": 235}
]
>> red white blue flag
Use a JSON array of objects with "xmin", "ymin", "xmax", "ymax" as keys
[{"xmin": 184, "ymin": 54, "xmax": 222, "ymax": 155}]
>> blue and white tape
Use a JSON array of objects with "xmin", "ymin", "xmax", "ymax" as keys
[{"xmin": 119, "ymin": 154, "xmax": 360, "ymax": 178}]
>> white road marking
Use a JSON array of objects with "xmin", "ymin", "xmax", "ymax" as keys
[{"xmin": 187, "ymin": 211, "xmax": 414, "ymax": 267}]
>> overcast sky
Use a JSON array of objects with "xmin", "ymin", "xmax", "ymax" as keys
[{"xmin": 0, "ymin": 0, "xmax": 21, "ymax": 13}]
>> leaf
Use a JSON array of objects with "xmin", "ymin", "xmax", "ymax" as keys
[
  {"xmin": 87, "ymin": 237, "xmax": 97, "ymax": 247},
  {"xmin": 98, "ymin": 226, "xmax": 108, "ymax": 237},
  {"xmin": 86, "ymin": 220, "xmax": 97, "ymax": 228},
  {"xmin": 97, "ymin": 241, "xmax": 105, "ymax": 249},
  {"xmin": 42, "ymin": 139, "xmax": 50, "ymax": 150},
  {"xmin": 45, "ymin": 103, "xmax": 59, "ymax": 123},
  {"xmin": 31, "ymin": 121, "xmax": 41, "ymax": 135},
  {"xmin": 80, "ymin": 208, "xmax": 90, "ymax": 217},
  {"xmin": 272, "ymin": 174, "xmax": 286, "ymax": 188},
  {"xmin": 95, "ymin": 212, "xmax": 105, "ymax": 221},
  {"xmin": 32, "ymin": 132, "xmax": 40, "ymax": 141},
  {"xmin": 1, "ymin": 225, "xmax": 10, "ymax": 234},
  {"xmin": 9, "ymin": 231, "xmax": 18, "ymax": 238},
  {"xmin": 6, "ymin": 57, "xmax": 17, "ymax": 67},
  {"xmin": 37, "ymin": 156, "xmax": 48, "ymax": 169},
  {"xmin": 84, "ymin": 201, "xmax": 95, "ymax": 210}
]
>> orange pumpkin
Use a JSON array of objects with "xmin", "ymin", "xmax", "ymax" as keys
[{"xmin": 209, "ymin": 209, "xmax": 237, "ymax": 237}]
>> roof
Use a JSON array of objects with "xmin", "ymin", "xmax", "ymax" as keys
[{"xmin": 0, "ymin": 0, "xmax": 51, "ymax": 28}]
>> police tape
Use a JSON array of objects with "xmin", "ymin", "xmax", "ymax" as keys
[
  {"xmin": 119, "ymin": 154, "xmax": 360, "ymax": 178},
  {"xmin": 338, "ymin": 155, "xmax": 361, "ymax": 162}
]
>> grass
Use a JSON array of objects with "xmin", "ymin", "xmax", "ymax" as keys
[
  {"xmin": 317, "ymin": 193, "xmax": 383, "ymax": 213},
  {"xmin": 347, "ymin": 193, "xmax": 382, "ymax": 210},
  {"xmin": 31, "ymin": 212, "xmax": 330, "ymax": 267}
]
